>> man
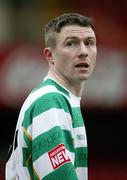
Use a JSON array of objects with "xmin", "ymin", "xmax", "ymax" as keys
[{"xmin": 6, "ymin": 13, "xmax": 97, "ymax": 179}]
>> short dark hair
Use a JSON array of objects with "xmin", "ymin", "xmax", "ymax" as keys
[{"xmin": 44, "ymin": 13, "xmax": 94, "ymax": 49}]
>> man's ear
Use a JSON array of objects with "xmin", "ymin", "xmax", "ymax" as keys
[{"xmin": 43, "ymin": 47, "xmax": 54, "ymax": 64}]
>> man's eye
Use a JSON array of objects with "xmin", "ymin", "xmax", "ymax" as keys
[
  {"xmin": 66, "ymin": 41, "xmax": 77, "ymax": 46},
  {"xmin": 85, "ymin": 41, "xmax": 95, "ymax": 46}
]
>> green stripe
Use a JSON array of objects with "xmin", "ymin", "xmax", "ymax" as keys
[
  {"xmin": 32, "ymin": 78, "xmax": 69, "ymax": 97},
  {"xmin": 32, "ymin": 126, "xmax": 74, "ymax": 161},
  {"xmin": 43, "ymin": 163, "xmax": 78, "ymax": 180},
  {"xmin": 71, "ymin": 107, "xmax": 84, "ymax": 128},
  {"xmin": 22, "ymin": 92, "xmax": 71, "ymax": 130},
  {"xmin": 23, "ymin": 147, "xmax": 30, "ymax": 167},
  {"xmin": 22, "ymin": 148, "xmax": 33, "ymax": 177},
  {"xmin": 75, "ymin": 147, "xmax": 88, "ymax": 168},
  {"xmin": 22, "ymin": 106, "xmax": 33, "ymax": 131}
]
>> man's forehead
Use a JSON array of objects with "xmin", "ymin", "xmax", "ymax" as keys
[{"xmin": 60, "ymin": 25, "xmax": 95, "ymax": 37}]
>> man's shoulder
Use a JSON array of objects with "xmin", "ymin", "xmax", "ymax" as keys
[
  {"xmin": 33, "ymin": 91, "xmax": 69, "ymax": 110},
  {"xmin": 34, "ymin": 78, "xmax": 70, "ymax": 97},
  {"xmin": 20, "ymin": 78, "xmax": 71, "ymax": 115},
  {"xmin": 23, "ymin": 86, "xmax": 69, "ymax": 112}
]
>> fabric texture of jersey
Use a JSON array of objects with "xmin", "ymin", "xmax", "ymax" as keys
[{"xmin": 6, "ymin": 76, "xmax": 88, "ymax": 180}]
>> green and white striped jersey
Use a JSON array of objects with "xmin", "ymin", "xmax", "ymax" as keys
[{"xmin": 6, "ymin": 76, "xmax": 88, "ymax": 180}]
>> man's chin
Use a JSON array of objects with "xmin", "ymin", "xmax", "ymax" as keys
[{"xmin": 78, "ymin": 74, "xmax": 91, "ymax": 81}]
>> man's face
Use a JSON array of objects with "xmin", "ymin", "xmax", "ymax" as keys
[{"xmin": 50, "ymin": 25, "xmax": 97, "ymax": 84}]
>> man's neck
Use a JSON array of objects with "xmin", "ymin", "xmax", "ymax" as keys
[{"xmin": 47, "ymin": 71, "xmax": 85, "ymax": 97}]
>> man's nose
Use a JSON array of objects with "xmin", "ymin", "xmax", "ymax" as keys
[{"xmin": 78, "ymin": 43, "xmax": 88, "ymax": 58}]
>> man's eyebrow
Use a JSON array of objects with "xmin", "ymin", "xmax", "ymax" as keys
[
  {"xmin": 85, "ymin": 36, "xmax": 96, "ymax": 40},
  {"xmin": 64, "ymin": 36, "xmax": 78, "ymax": 40}
]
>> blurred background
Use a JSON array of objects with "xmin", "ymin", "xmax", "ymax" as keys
[{"xmin": 0, "ymin": 0, "xmax": 127, "ymax": 179}]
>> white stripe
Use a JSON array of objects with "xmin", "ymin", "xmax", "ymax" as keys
[
  {"xmin": 31, "ymin": 108, "xmax": 72, "ymax": 139},
  {"xmin": 76, "ymin": 167, "xmax": 88, "ymax": 180},
  {"xmin": 33, "ymin": 149, "xmax": 75, "ymax": 179},
  {"xmin": 74, "ymin": 127, "xmax": 87, "ymax": 148},
  {"xmin": 69, "ymin": 93, "xmax": 81, "ymax": 107},
  {"xmin": 33, "ymin": 153, "xmax": 52, "ymax": 179}
]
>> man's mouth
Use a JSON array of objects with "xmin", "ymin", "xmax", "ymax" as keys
[{"xmin": 75, "ymin": 62, "xmax": 89, "ymax": 69}]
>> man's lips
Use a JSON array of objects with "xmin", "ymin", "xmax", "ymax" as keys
[{"xmin": 75, "ymin": 62, "xmax": 90, "ymax": 68}]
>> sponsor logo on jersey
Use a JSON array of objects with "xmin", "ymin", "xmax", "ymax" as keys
[{"xmin": 48, "ymin": 144, "xmax": 71, "ymax": 169}]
